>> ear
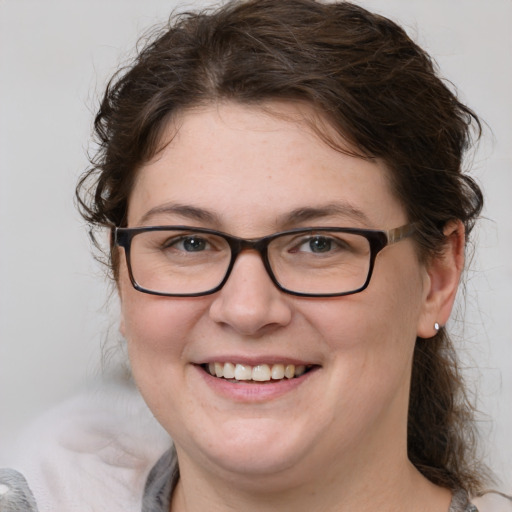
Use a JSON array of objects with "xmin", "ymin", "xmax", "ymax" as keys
[
  {"xmin": 117, "ymin": 279, "xmax": 127, "ymax": 338},
  {"xmin": 120, "ymin": 313, "xmax": 126, "ymax": 338},
  {"xmin": 116, "ymin": 248, "xmax": 127, "ymax": 338},
  {"xmin": 416, "ymin": 220, "xmax": 465, "ymax": 338}
]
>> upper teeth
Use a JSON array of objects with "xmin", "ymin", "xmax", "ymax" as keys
[{"xmin": 208, "ymin": 362, "xmax": 307, "ymax": 381}]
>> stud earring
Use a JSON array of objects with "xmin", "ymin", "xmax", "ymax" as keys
[{"xmin": 434, "ymin": 322, "xmax": 440, "ymax": 332}]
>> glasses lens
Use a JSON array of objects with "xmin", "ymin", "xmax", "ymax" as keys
[
  {"xmin": 129, "ymin": 229, "xmax": 231, "ymax": 295},
  {"xmin": 268, "ymin": 230, "xmax": 371, "ymax": 295}
]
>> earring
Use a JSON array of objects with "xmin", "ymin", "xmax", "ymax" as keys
[{"xmin": 434, "ymin": 322, "xmax": 440, "ymax": 332}]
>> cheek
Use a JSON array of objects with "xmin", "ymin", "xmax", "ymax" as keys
[
  {"xmin": 121, "ymin": 293, "xmax": 203, "ymax": 350},
  {"xmin": 119, "ymin": 287, "xmax": 207, "ymax": 415},
  {"xmin": 313, "ymin": 277, "xmax": 423, "ymax": 352},
  {"xmin": 312, "ymin": 253, "xmax": 426, "ymax": 380},
  {"xmin": 118, "ymin": 265, "xmax": 208, "ymax": 367}
]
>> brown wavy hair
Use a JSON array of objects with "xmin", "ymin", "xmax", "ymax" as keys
[{"xmin": 76, "ymin": 0, "xmax": 486, "ymax": 494}]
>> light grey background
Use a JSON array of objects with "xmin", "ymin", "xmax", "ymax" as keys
[{"xmin": 1, "ymin": 0, "xmax": 511, "ymax": 491}]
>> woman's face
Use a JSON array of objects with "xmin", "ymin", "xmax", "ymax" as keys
[{"xmin": 118, "ymin": 102, "xmax": 437, "ymax": 487}]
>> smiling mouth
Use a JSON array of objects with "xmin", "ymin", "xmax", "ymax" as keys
[{"xmin": 202, "ymin": 362, "xmax": 315, "ymax": 383}]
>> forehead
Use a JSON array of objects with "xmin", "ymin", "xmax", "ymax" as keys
[{"xmin": 128, "ymin": 101, "xmax": 406, "ymax": 233}]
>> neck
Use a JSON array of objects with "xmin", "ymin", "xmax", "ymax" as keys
[{"xmin": 170, "ymin": 447, "xmax": 451, "ymax": 512}]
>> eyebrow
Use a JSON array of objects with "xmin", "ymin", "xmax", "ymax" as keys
[
  {"xmin": 138, "ymin": 203, "xmax": 221, "ymax": 226},
  {"xmin": 137, "ymin": 201, "xmax": 371, "ymax": 228},
  {"xmin": 278, "ymin": 203, "xmax": 371, "ymax": 227}
]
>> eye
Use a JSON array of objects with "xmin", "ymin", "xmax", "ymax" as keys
[
  {"xmin": 304, "ymin": 236, "xmax": 333, "ymax": 253},
  {"xmin": 168, "ymin": 235, "xmax": 211, "ymax": 252},
  {"xmin": 294, "ymin": 235, "xmax": 343, "ymax": 254}
]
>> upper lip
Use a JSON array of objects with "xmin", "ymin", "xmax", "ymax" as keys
[{"xmin": 194, "ymin": 355, "xmax": 320, "ymax": 366}]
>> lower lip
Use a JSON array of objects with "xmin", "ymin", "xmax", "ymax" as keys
[{"xmin": 195, "ymin": 365, "xmax": 317, "ymax": 402}]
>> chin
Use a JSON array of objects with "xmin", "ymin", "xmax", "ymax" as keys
[{"xmin": 178, "ymin": 417, "xmax": 316, "ymax": 482}]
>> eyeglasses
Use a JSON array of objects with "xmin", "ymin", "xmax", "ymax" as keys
[{"xmin": 113, "ymin": 224, "xmax": 416, "ymax": 298}]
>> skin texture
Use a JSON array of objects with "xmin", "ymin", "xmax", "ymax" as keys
[{"xmin": 118, "ymin": 102, "xmax": 463, "ymax": 512}]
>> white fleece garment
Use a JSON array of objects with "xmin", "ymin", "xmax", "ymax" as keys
[{"xmin": 10, "ymin": 380, "xmax": 171, "ymax": 512}]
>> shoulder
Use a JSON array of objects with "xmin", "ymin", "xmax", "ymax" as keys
[
  {"xmin": 0, "ymin": 468, "xmax": 39, "ymax": 512},
  {"xmin": 9, "ymin": 379, "xmax": 171, "ymax": 512},
  {"xmin": 142, "ymin": 448, "xmax": 179, "ymax": 512},
  {"xmin": 472, "ymin": 491, "xmax": 512, "ymax": 512}
]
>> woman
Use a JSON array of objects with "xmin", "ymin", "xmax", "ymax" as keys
[{"xmin": 1, "ymin": 1, "xmax": 510, "ymax": 511}]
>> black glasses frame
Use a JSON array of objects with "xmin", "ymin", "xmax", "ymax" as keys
[{"xmin": 114, "ymin": 224, "xmax": 416, "ymax": 298}]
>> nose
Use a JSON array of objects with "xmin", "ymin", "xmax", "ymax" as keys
[{"xmin": 209, "ymin": 251, "xmax": 293, "ymax": 336}]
